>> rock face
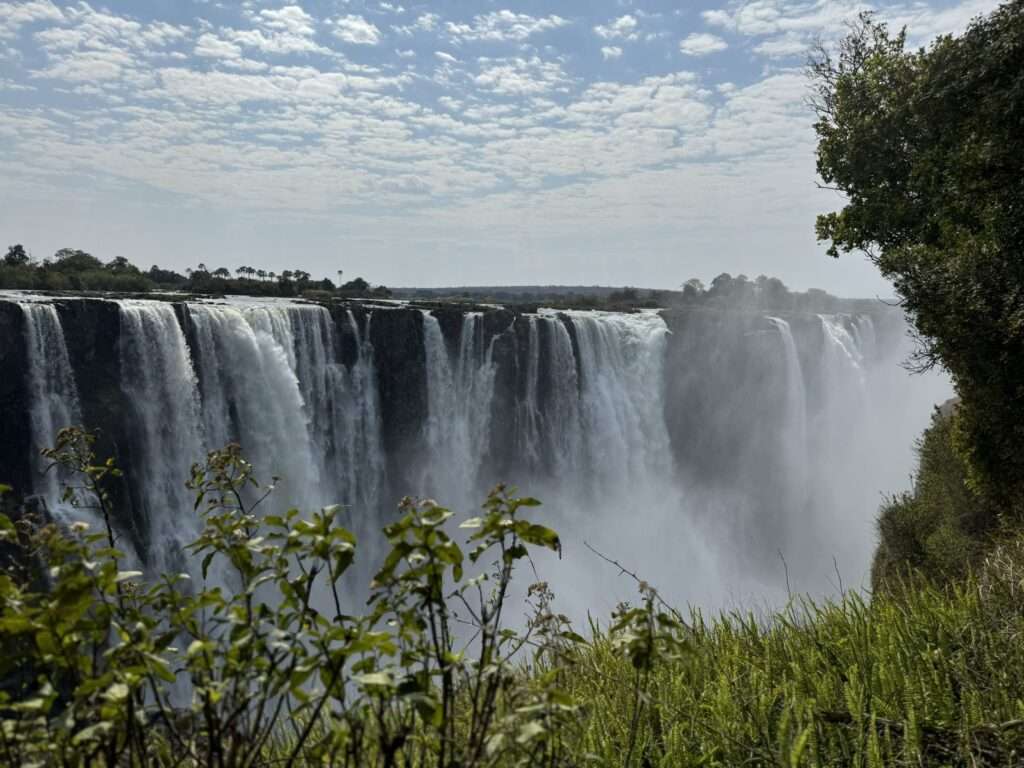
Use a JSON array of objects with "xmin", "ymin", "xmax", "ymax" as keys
[
  {"xmin": 0, "ymin": 302, "xmax": 31, "ymax": 496},
  {"xmin": 367, "ymin": 306, "xmax": 428, "ymax": 497}
]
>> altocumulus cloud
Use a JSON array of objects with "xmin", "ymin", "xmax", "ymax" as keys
[
  {"xmin": 679, "ymin": 32, "xmax": 728, "ymax": 56},
  {"xmin": 330, "ymin": 15, "xmax": 382, "ymax": 45}
]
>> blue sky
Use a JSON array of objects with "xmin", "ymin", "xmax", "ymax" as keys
[{"xmin": 0, "ymin": 0, "xmax": 999, "ymax": 293}]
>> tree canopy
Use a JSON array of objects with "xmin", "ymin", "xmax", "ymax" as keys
[
  {"xmin": 810, "ymin": 3, "xmax": 1024, "ymax": 509},
  {"xmin": 0, "ymin": 245, "xmax": 390, "ymax": 299}
]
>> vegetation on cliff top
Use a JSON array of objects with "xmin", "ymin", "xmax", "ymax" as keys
[{"xmin": 1, "ymin": 245, "xmax": 391, "ymax": 300}]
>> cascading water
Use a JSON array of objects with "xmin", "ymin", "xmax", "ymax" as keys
[
  {"xmin": 19, "ymin": 301, "xmax": 82, "ymax": 514},
  {"xmin": 187, "ymin": 303, "xmax": 322, "ymax": 511},
  {"xmin": 118, "ymin": 300, "xmax": 207, "ymax": 578},
  {"xmin": 1, "ymin": 293, "xmax": 951, "ymax": 615},
  {"xmin": 767, "ymin": 316, "xmax": 809, "ymax": 514},
  {"xmin": 187, "ymin": 301, "xmax": 385, "ymax": 516},
  {"xmin": 340, "ymin": 311, "xmax": 385, "ymax": 512},
  {"xmin": 420, "ymin": 311, "xmax": 499, "ymax": 508},
  {"xmin": 567, "ymin": 311, "xmax": 674, "ymax": 492},
  {"xmin": 515, "ymin": 316, "xmax": 543, "ymax": 470}
]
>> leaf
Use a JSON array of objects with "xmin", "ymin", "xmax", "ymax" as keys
[
  {"xmin": 104, "ymin": 682, "xmax": 130, "ymax": 703},
  {"xmin": 357, "ymin": 671, "xmax": 395, "ymax": 689},
  {"xmin": 517, "ymin": 523, "xmax": 561, "ymax": 553},
  {"xmin": 516, "ymin": 721, "xmax": 546, "ymax": 744}
]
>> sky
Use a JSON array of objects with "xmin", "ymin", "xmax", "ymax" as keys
[{"xmin": 0, "ymin": 0, "xmax": 1001, "ymax": 295}]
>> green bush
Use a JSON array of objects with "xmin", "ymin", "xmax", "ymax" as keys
[{"xmin": 0, "ymin": 429, "xmax": 574, "ymax": 767}]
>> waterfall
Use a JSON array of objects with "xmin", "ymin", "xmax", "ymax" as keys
[
  {"xmin": 327, "ymin": 311, "xmax": 384, "ymax": 513},
  {"xmin": 420, "ymin": 311, "xmax": 498, "ymax": 507},
  {"xmin": 544, "ymin": 315, "xmax": 584, "ymax": 479},
  {"xmin": 1, "ymin": 293, "xmax": 950, "ymax": 612},
  {"xmin": 819, "ymin": 314, "xmax": 867, "ymax": 391},
  {"xmin": 19, "ymin": 301, "xmax": 82, "ymax": 514},
  {"xmin": 767, "ymin": 317, "xmax": 808, "ymax": 462},
  {"xmin": 118, "ymin": 300, "xmax": 206, "ymax": 577},
  {"xmin": 187, "ymin": 303, "xmax": 321, "ymax": 510},
  {"xmin": 516, "ymin": 316, "xmax": 543, "ymax": 471},
  {"xmin": 567, "ymin": 311, "xmax": 673, "ymax": 492},
  {"xmin": 187, "ymin": 302, "xmax": 384, "ymax": 514},
  {"xmin": 767, "ymin": 316, "xmax": 810, "ymax": 534}
]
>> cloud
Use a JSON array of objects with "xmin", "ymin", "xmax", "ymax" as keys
[
  {"xmin": 703, "ymin": 0, "xmax": 1001, "ymax": 58},
  {"xmin": 679, "ymin": 33, "xmax": 728, "ymax": 56},
  {"xmin": 601, "ymin": 46, "xmax": 623, "ymax": 60},
  {"xmin": 473, "ymin": 56, "xmax": 571, "ymax": 95},
  {"xmin": 0, "ymin": 0, "xmax": 63, "ymax": 39},
  {"xmin": 435, "ymin": 51, "xmax": 458, "ymax": 63},
  {"xmin": 195, "ymin": 33, "xmax": 242, "ymax": 59},
  {"xmin": 594, "ymin": 15, "xmax": 639, "ymax": 41},
  {"xmin": 257, "ymin": 6, "xmax": 316, "ymax": 37},
  {"xmin": 446, "ymin": 11, "xmax": 568, "ymax": 42},
  {"xmin": 331, "ymin": 14, "xmax": 382, "ymax": 45},
  {"xmin": 394, "ymin": 12, "xmax": 439, "ymax": 35},
  {"xmin": 753, "ymin": 33, "xmax": 809, "ymax": 58}
]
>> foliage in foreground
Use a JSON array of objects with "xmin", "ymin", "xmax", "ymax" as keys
[{"xmin": 4, "ymin": 429, "xmax": 1024, "ymax": 766}]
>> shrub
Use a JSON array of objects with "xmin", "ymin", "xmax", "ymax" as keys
[{"xmin": 0, "ymin": 428, "xmax": 578, "ymax": 767}]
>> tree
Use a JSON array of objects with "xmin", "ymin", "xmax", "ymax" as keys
[
  {"xmin": 4, "ymin": 243, "xmax": 29, "ymax": 267},
  {"xmin": 148, "ymin": 265, "xmax": 188, "ymax": 285},
  {"xmin": 105, "ymin": 256, "xmax": 139, "ymax": 275},
  {"xmin": 810, "ymin": 6, "xmax": 1024, "ymax": 507},
  {"xmin": 52, "ymin": 248, "xmax": 103, "ymax": 272},
  {"xmin": 341, "ymin": 277, "xmax": 370, "ymax": 293},
  {"xmin": 212, "ymin": 267, "xmax": 231, "ymax": 279}
]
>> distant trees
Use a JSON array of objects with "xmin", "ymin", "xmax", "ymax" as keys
[
  {"xmin": 4, "ymin": 244, "xmax": 28, "ymax": 267},
  {"xmin": 51, "ymin": 248, "xmax": 103, "ymax": 272},
  {"xmin": 340, "ymin": 276, "xmax": 370, "ymax": 293},
  {"xmin": 106, "ymin": 256, "xmax": 140, "ymax": 275},
  {"xmin": 0, "ymin": 244, "xmax": 380, "ymax": 301},
  {"xmin": 148, "ymin": 265, "xmax": 188, "ymax": 285}
]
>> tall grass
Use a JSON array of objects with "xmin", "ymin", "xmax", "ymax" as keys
[{"xmin": 566, "ymin": 540, "xmax": 1024, "ymax": 766}]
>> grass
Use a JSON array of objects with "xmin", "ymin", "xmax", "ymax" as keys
[{"xmin": 559, "ymin": 538, "xmax": 1024, "ymax": 766}]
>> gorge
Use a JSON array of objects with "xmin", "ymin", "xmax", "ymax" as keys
[{"xmin": 0, "ymin": 292, "xmax": 950, "ymax": 613}]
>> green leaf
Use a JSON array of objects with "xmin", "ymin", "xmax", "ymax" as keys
[{"xmin": 357, "ymin": 671, "xmax": 395, "ymax": 689}]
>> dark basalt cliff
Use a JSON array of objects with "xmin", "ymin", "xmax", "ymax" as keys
[{"xmin": 0, "ymin": 302, "xmax": 31, "ymax": 496}]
